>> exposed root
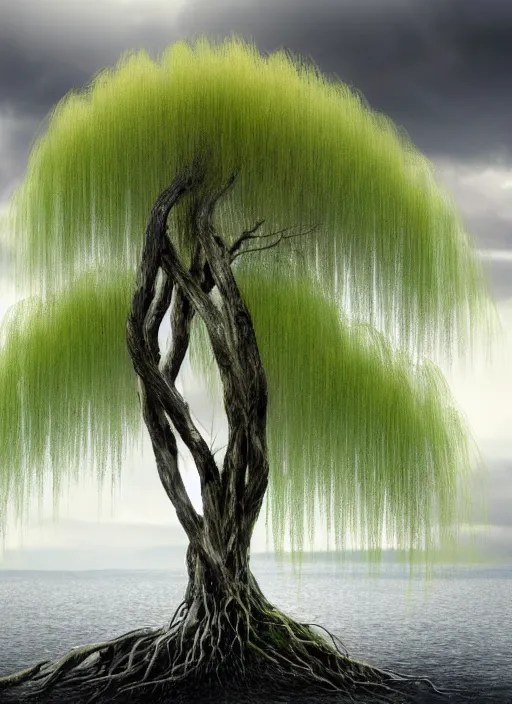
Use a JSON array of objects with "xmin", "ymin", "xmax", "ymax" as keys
[{"xmin": 0, "ymin": 596, "xmax": 461, "ymax": 704}]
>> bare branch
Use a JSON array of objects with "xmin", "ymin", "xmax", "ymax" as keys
[
  {"xmin": 228, "ymin": 219, "xmax": 266, "ymax": 257},
  {"xmin": 230, "ymin": 223, "xmax": 321, "ymax": 262},
  {"xmin": 158, "ymin": 206, "xmax": 319, "ymax": 386}
]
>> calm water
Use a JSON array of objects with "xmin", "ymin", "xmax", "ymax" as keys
[{"xmin": 0, "ymin": 560, "xmax": 511, "ymax": 703}]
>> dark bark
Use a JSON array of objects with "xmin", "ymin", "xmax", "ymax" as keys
[{"xmin": 126, "ymin": 156, "xmax": 270, "ymax": 601}]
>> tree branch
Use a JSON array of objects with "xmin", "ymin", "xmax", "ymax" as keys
[
  {"xmin": 126, "ymin": 157, "xmax": 228, "ymax": 566},
  {"xmin": 228, "ymin": 219, "xmax": 266, "ymax": 257},
  {"xmin": 160, "ymin": 199, "xmax": 216, "ymax": 384},
  {"xmin": 230, "ymin": 223, "xmax": 321, "ymax": 262},
  {"xmin": 144, "ymin": 270, "xmax": 174, "ymax": 365},
  {"xmin": 159, "ymin": 205, "xmax": 319, "ymax": 386},
  {"xmin": 132, "ymin": 154, "xmax": 205, "ymax": 360},
  {"xmin": 136, "ymin": 377, "xmax": 203, "ymax": 543},
  {"xmin": 159, "ymin": 246, "xmax": 233, "ymax": 377}
]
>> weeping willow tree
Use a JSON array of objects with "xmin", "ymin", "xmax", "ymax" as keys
[{"xmin": 0, "ymin": 34, "xmax": 501, "ymax": 703}]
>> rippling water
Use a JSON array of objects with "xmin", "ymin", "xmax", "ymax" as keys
[{"xmin": 0, "ymin": 560, "xmax": 511, "ymax": 703}]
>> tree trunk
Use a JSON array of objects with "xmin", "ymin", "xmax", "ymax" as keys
[
  {"xmin": 122, "ymin": 154, "xmax": 426, "ymax": 698},
  {"xmin": 0, "ymin": 155, "xmax": 446, "ymax": 703},
  {"xmin": 124, "ymin": 153, "xmax": 278, "ymax": 674}
]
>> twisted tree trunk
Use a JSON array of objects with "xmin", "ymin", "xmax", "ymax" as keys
[
  {"xmin": 125, "ymin": 154, "xmax": 274, "ymax": 667},
  {"xmin": 0, "ymin": 155, "xmax": 453, "ymax": 703}
]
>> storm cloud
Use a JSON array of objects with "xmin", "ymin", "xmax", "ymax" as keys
[{"xmin": 1, "ymin": 0, "xmax": 512, "ymax": 254}]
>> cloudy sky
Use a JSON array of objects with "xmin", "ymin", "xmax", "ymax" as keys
[{"xmin": 0, "ymin": 0, "xmax": 511, "ymax": 569}]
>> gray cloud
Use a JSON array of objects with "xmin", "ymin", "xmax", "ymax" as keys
[
  {"xmin": 174, "ymin": 0, "xmax": 512, "ymax": 163},
  {"xmin": 0, "ymin": 0, "xmax": 511, "ymax": 169},
  {"xmin": 0, "ymin": 1, "xmax": 188, "ymax": 119},
  {"xmin": 484, "ymin": 259, "xmax": 512, "ymax": 302},
  {"xmin": 0, "ymin": 0, "xmax": 510, "ymax": 255},
  {"xmin": 472, "ymin": 216, "xmax": 512, "ymax": 252}
]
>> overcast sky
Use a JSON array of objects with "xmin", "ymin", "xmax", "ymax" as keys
[{"xmin": 0, "ymin": 0, "xmax": 511, "ymax": 569}]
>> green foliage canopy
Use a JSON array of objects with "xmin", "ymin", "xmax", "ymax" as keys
[
  {"xmin": 0, "ymin": 34, "xmax": 501, "ymax": 567},
  {"xmin": 0, "ymin": 272, "xmax": 141, "ymax": 536}
]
